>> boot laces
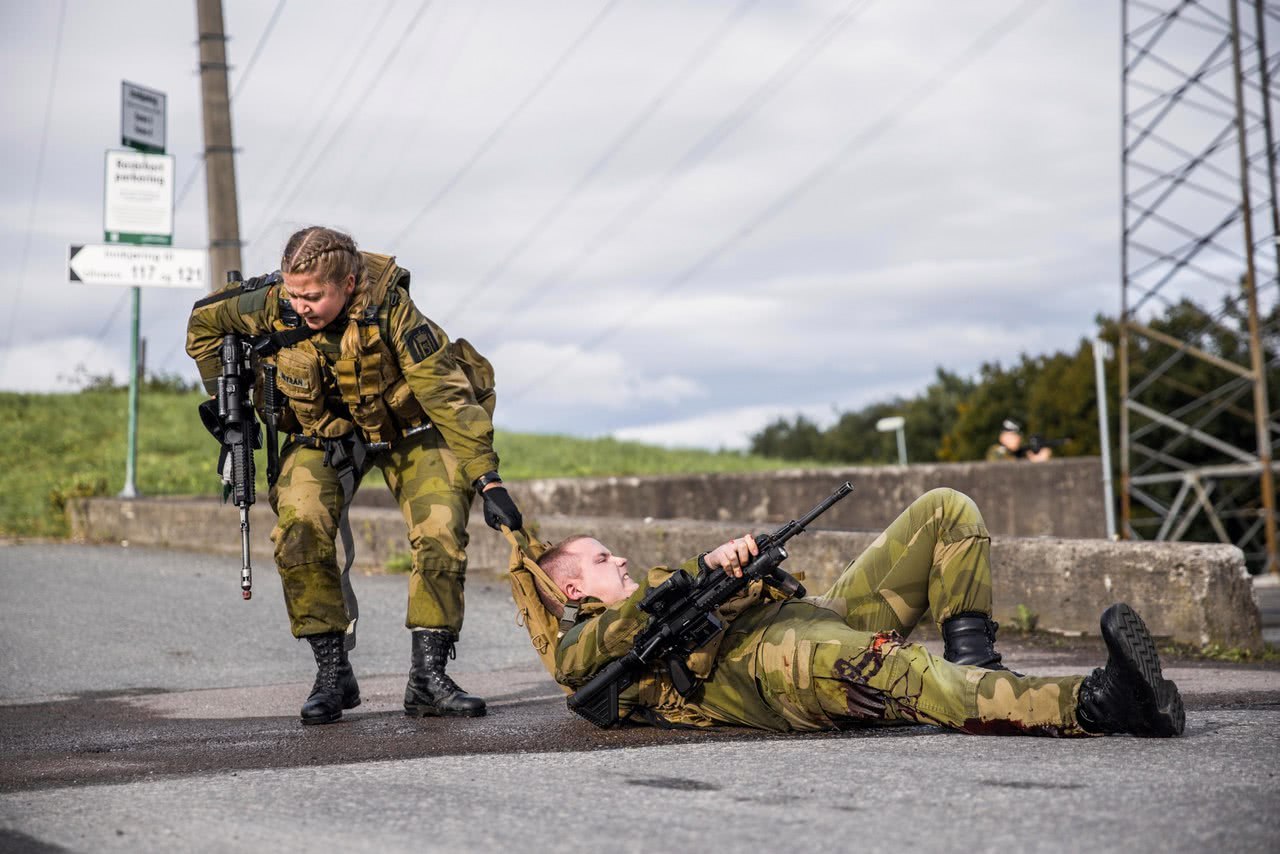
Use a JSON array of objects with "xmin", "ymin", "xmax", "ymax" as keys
[
  {"xmin": 313, "ymin": 636, "xmax": 343, "ymax": 691},
  {"xmin": 1079, "ymin": 662, "xmax": 1130, "ymax": 732},
  {"xmin": 423, "ymin": 634, "xmax": 463, "ymax": 696}
]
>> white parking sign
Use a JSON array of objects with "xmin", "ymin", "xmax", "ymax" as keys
[{"xmin": 104, "ymin": 150, "xmax": 175, "ymax": 246}]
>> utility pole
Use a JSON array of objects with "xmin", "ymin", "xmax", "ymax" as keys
[{"xmin": 196, "ymin": 0, "xmax": 242, "ymax": 290}]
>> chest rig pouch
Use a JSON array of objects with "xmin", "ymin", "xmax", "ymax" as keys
[
  {"xmin": 331, "ymin": 254, "xmax": 430, "ymax": 446},
  {"xmin": 267, "ymin": 253, "xmax": 431, "ymax": 445}
]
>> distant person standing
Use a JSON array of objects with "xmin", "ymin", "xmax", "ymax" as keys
[
  {"xmin": 186, "ymin": 226, "xmax": 522, "ymax": 725},
  {"xmin": 985, "ymin": 419, "xmax": 1053, "ymax": 462}
]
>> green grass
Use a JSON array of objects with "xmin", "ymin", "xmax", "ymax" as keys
[
  {"xmin": 493, "ymin": 432, "xmax": 812, "ymax": 479},
  {"xmin": 1, "ymin": 388, "xmax": 816, "ymax": 537}
]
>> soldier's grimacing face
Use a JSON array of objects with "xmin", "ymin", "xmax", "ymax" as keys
[
  {"xmin": 283, "ymin": 271, "xmax": 356, "ymax": 329},
  {"xmin": 561, "ymin": 538, "xmax": 638, "ymax": 606}
]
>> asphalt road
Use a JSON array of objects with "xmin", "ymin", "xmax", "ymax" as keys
[{"xmin": 2, "ymin": 543, "xmax": 1278, "ymax": 853}]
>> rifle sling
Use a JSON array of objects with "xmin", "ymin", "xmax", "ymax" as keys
[
  {"xmin": 193, "ymin": 271, "xmax": 283, "ymax": 309},
  {"xmin": 193, "ymin": 284, "xmax": 247, "ymax": 309},
  {"xmin": 330, "ymin": 439, "xmax": 364, "ymax": 653},
  {"xmin": 253, "ymin": 324, "xmax": 318, "ymax": 357}
]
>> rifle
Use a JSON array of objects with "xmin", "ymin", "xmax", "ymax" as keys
[
  {"xmin": 215, "ymin": 330, "xmax": 260, "ymax": 600},
  {"xmin": 566, "ymin": 481, "xmax": 854, "ymax": 728},
  {"xmin": 196, "ymin": 270, "xmax": 290, "ymax": 600},
  {"xmin": 1015, "ymin": 434, "xmax": 1069, "ymax": 458}
]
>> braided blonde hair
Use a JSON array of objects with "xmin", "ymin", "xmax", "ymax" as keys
[{"xmin": 280, "ymin": 226, "xmax": 369, "ymax": 355}]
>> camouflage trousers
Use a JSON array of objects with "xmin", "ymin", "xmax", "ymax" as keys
[
  {"xmin": 754, "ymin": 488, "xmax": 1088, "ymax": 735},
  {"xmin": 269, "ymin": 428, "xmax": 474, "ymax": 638}
]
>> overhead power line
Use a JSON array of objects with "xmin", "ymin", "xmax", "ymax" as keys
[
  {"xmin": 385, "ymin": 0, "xmax": 626, "ymax": 248},
  {"xmin": 338, "ymin": 0, "xmax": 490, "ymax": 207},
  {"xmin": 442, "ymin": 0, "xmax": 762, "ymax": 325},
  {"xmin": 247, "ymin": 0, "xmax": 434, "ymax": 252},
  {"xmin": 470, "ymin": 0, "xmax": 876, "ymax": 340},
  {"xmin": 505, "ymin": 0, "xmax": 1051, "ymax": 405}
]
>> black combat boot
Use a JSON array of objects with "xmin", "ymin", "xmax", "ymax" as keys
[
  {"xmin": 942, "ymin": 612, "xmax": 1007, "ymax": 670},
  {"xmin": 301, "ymin": 632, "xmax": 361, "ymax": 726},
  {"xmin": 1076, "ymin": 603, "xmax": 1185, "ymax": 737},
  {"xmin": 404, "ymin": 629, "xmax": 487, "ymax": 718}
]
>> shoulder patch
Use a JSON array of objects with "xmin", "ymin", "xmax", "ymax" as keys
[{"xmin": 404, "ymin": 323, "xmax": 440, "ymax": 363}]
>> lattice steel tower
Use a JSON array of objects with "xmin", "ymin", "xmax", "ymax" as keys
[{"xmin": 1121, "ymin": 0, "xmax": 1279, "ymax": 573}]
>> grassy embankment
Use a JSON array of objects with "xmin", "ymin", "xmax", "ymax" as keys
[{"xmin": 2, "ymin": 389, "xmax": 811, "ymax": 538}]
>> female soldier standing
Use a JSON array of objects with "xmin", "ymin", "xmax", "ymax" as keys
[{"xmin": 186, "ymin": 226, "xmax": 521, "ymax": 725}]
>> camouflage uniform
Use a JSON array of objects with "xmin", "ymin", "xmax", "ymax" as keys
[
  {"xmin": 187, "ymin": 253, "xmax": 497, "ymax": 637},
  {"xmin": 555, "ymin": 488, "xmax": 1089, "ymax": 736},
  {"xmin": 985, "ymin": 443, "xmax": 1015, "ymax": 462}
]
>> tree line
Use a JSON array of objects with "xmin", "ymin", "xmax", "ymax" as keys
[
  {"xmin": 749, "ymin": 295, "xmax": 1278, "ymax": 564},
  {"xmin": 751, "ymin": 296, "xmax": 1276, "ymax": 472}
]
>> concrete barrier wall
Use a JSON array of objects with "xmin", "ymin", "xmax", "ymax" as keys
[
  {"xmin": 68, "ymin": 496, "xmax": 1259, "ymax": 649},
  {"xmin": 355, "ymin": 458, "xmax": 1110, "ymax": 539}
]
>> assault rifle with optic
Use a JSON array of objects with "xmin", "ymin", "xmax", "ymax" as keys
[
  {"xmin": 196, "ymin": 271, "xmax": 292, "ymax": 600},
  {"xmin": 566, "ymin": 481, "xmax": 854, "ymax": 728}
]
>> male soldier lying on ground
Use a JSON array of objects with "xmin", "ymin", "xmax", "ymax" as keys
[{"xmin": 536, "ymin": 488, "xmax": 1185, "ymax": 737}]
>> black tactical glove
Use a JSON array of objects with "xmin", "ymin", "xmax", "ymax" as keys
[{"xmin": 475, "ymin": 472, "xmax": 522, "ymax": 531}]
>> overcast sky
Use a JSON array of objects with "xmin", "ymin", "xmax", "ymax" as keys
[{"xmin": 0, "ymin": 1, "xmax": 1187, "ymax": 449}]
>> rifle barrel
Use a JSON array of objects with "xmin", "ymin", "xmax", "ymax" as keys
[
  {"xmin": 240, "ymin": 506, "xmax": 253, "ymax": 600},
  {"xmin": 785, "ymin": 481, "xmax": 853, "ymax": 537}
]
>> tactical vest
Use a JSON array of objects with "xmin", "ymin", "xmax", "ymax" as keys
[{"xmin": 271, "ymin": 253, "xmax": 495, "ymax": 446}]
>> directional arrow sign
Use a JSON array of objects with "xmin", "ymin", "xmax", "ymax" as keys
[{"xmin": 68, "ymin": 244, "xmax": 207, "ymax": 289}]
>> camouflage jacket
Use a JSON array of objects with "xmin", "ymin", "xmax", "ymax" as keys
[
  {"xmin": 185, "ymin": 253, "xmax": 499, "ymax": 485},
  {"xmin": 985, "ymin": 443, "xmax": 1015, "ymax": 462},
  {"xmin": 555, "ymin": 557, "xmax": 843, "ymax": 731}
]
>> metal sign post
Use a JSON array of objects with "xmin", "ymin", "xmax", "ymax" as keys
[
  {"xmin": 90, "ymin": 81, "xmax": 181, "ymax": 499},
  {"xmin": 68, "ymin": 245, "xmax": 207, "ymax": 498}
]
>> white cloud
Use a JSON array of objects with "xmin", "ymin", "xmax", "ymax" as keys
[
  {"xmin": 613, "ymin": 402, "xmax": 839, "ymax": 452},
  {"xmin": 0, "ymin": 2, "xmax": 1246, "ymax": 450},
  {"xmin": 0, "ymin": 336, "xmax": 131, "ymax": 392},
  {"xmin": 490, "ymin": 339, "xmax": 702, "ymax": 410}
]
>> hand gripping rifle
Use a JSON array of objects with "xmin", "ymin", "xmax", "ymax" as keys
[{"xmin": 566, "ymin": 481, "xmax": 854, "ymax": 728}]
